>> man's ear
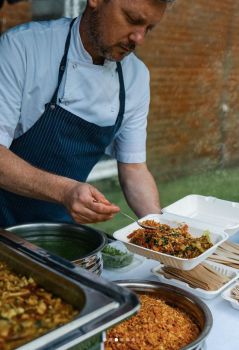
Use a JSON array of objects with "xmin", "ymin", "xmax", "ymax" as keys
[{"xmin": 88, "ymin": 0, "xmax": 103, "ymax": 9}]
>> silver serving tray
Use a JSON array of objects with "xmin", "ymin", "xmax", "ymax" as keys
[
  {"xmin": 0, "ymin": 229, "xmax": 140, "ymax": 350},
  {"xmin": 7, "ymin": 222, "xmax": 107, "ymax": 275},
  {"xmin": 115, "ymin": 280, "xmax": 213, "ymax": 350}
]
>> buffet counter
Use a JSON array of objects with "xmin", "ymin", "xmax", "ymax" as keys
[{"xmin": 102, "ymin": 257, "xmax": 239, "ymax": 350}]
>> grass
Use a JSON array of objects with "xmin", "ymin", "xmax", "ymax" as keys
[{"xmin": 88, "ymin": 166, "xmax": 239, "ymax": 236}]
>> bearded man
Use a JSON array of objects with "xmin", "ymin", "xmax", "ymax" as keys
[{"xmin": 0, "ymin": 0, "xmax": 174, "ymax": 227}]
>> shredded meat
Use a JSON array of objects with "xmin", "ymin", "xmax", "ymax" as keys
[
  {"xmin": 105, "ymin": 294, "xmax": 200, "ymax": 350},
  {"xmin": 0, "ymin": 261, "xmax": 78, "ymax": 350},
  {"xmin": 127, "ymin": 220, "xmax": 213, "ymax": 258}
]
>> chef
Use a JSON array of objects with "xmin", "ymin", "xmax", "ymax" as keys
[{"xmin": 0, "ymin": 0, "xmax": 173, "ymax": 227}]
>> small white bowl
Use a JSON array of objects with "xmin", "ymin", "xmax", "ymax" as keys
[{"xmin": 222, "ymin": 281, "xmax": 239, "ymax": 310}]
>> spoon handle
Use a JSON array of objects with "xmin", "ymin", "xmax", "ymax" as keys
[
  {"xmin": 120, "ymin": 212, "xmax": 156, "ymax": 230},
  {"xmin": 120, "ymin": 211, "xmax": 136, "ymax": 222}
]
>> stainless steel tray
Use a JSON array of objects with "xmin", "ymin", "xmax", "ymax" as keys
[
  {"xmin": 6, "ymin": 222, "xmax": 107, "ymax": 275},
  {"xmin": 115, "ymin": 280, "xmax": 213, "ymax": 350},
  {"xmin": 0, "ymin": 229, "xmax": 140, "ymax": 350}
]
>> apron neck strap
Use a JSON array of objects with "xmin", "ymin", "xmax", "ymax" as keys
[
  {"xmin": 50, "ymin": 18, "xmax": 126, "ymax": 122},
  {"xmin": 50, "ymin": 17, "xmax": 77, "ymax": 106},
  {"xmin": 116, "ymin": 61, "xmax": 125, "ymax": 118}
]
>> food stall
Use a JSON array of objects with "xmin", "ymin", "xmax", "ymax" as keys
[
  {"xmin": 103, "ymin": 195, "xmax": 239, "ymax": 350},
  {"xmin": 1, "ymin": 195, "xmax": 239, "ymax": 350}
]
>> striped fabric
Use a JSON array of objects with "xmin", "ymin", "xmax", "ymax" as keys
[{"xmin": 0, "ymin": 19, "xmax": 125, "ymax": 227}]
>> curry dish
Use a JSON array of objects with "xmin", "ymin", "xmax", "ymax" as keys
[
  {"xmin": 127, "ymin": 220, "xmax": 213, "ymax": 258},
  {"xmin": 0, "ymin": 261, "xmax": 78, "ymax": 350},
  {"xmin": 105, "ymin": 294, "xmax": 200, "ymax": 350}
]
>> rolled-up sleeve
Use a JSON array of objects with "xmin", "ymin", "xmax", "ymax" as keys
[
  {"xmin": 0, "ymin": 31, "xmax": 25, "ymax": 147},
  {"xmin": 105, "ymin": 67, "xmax": 150, "ymax": 163}
]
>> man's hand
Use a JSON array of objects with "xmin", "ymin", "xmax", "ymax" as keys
[
  {"xmin": 62, "ymin": 181, "xmax": 120, "ymax": 224},
  {"xmin": 0, "ymin": 145, "xmax": 119, "ymax": 224}
]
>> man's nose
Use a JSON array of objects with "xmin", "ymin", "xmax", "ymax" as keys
[{"xmin": 129, "ymin": 28, "xmax": 146, "ymax": 46}]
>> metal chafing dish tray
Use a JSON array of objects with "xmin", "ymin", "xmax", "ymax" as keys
[
  {"xmin": 0, "ymin": 229, "xmax": 140, "ymax": 350},
  {"xmin": 115, "ymin": 280, "xmax": 213, "ymax": 350}
]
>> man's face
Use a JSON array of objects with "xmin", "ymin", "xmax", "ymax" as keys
[{"xmin": 87, "ymin": 0, "xmax": 167, "ymax": 62}]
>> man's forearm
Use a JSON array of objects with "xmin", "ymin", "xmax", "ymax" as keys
[
  {"xmin": 0, "ymin": 145, "xmax": 73, "ymax": 203},
  {"xmin": 0, "ymin": 145, "xmax": 120, "ymax": 224},
  {"xmin": 118, "ymin": 162, "xmax": 161, "ymax": 218}
]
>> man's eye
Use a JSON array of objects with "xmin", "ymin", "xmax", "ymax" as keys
[
  {"xmin": 126, "ymin": 14, "xmax": 144, "ymax": 26},
  {"xmin": 127, "ymin": 16, "xmax": 138, "ymax": 25}
]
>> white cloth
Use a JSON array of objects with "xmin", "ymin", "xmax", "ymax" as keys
[{"xmin": 0, "ymin": 16, "xmax": 150, "ymax": 163}]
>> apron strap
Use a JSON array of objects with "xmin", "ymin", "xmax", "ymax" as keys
[
  {"xmin": 50, "ymin": 17, "xmax": 77, "ymax": 107},
  {"xmin": 49, "ymin": 17, "xmax": 126, "ymax": 126},
  {"xmin": 116, "ymin": 61, "xmax": 125, "ymax": 118}
]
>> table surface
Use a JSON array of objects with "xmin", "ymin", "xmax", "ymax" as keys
[{"xmin": 102, "ymin": 257, "xmax": 239, "ymax": 350}]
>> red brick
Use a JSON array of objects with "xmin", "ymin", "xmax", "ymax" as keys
[
  {"xmin": 137, "ymin": 0, "xmax": 239, "ymax": 179},
  {"xmin": 1, "ymin": 0, "xmax": 239, "ymax": 180}
]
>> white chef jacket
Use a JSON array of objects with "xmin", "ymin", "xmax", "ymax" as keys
[{"xmin": 0, "ymin": 16, "xmax": 150, "ymax": 163}]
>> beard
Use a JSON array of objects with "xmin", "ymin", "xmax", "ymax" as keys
[{"xmin": 87, "ymin": 9, "xmax": 135, "ymax": 62}]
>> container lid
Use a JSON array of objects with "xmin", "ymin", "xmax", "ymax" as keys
[{"xmin": 162, "ymin": 195, "xmax": 239, "ymax": 236}]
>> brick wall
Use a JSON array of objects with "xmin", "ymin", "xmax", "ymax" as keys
[
  {"xmin": 1, "ymin": 0, "xmax": 239, "ymax": 181},
  {"xmin": 0, "ymin": 0, "xmax": 32, "ymax": 33},
  {"xmin": 137, "ymin": 0, "xmax": 239, "ymax": 180}
]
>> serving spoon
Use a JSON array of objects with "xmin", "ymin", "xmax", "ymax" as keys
[
  {"xmin": 120, "ymin": 212, "xmax": 158, "ymax": 230},
  {"xmin": 92, "ymin": 199, "xmax": 157, "ymax": 230},
  {"xmin": 93, "ymin": 199, "xmax": 157, "ymax": 230}
]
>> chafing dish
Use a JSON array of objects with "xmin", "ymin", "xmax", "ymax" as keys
[
  {"xmin": 114, "ymin": 280, "xmax": 213, "ymax": 350},
  {"xmin": 6, "ymin": 222, "xmax": 107, "ymax": 275},
  {"xmin": 0, "ymin": 229, "xmax": 140, "ymax": 350}
]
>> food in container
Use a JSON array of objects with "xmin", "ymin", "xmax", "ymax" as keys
[
  {"xmin": 0, "ymin": 260, "xmax": 78, "ymax": 350},
  {"xmin": 0, "ymin": 229, "xmax": 140, "ymax": 350},
  {"xmin": 102, "ymin": 241, "xmax": 134, "ymax": 269},
  {"xmin": 113, "ymin": 213, "xmax": 228, "ymax": 270},
  {"xmin": 127, "ymin": 220, "xmax": 213, "ymax": 258},
  {"xmin": 105, "ymin": 280, "xmax": 213, "ymax": 350},
  {"xmin": 105, "ymin": 294, "xmax": 199, "ymax": 350}
]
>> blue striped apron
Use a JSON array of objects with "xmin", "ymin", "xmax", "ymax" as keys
[{"xmin": 0, "ymin": 18, "xmax": 125, "ymax": 227}]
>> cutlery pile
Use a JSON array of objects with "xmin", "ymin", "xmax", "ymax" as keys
[
  {"xmin": 161, "ymin": 262, "xmax": 231, "ymax": 291},
  {"xmin": 208, "ymin": 241, "xmax": 239, "ymax": 269}
]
